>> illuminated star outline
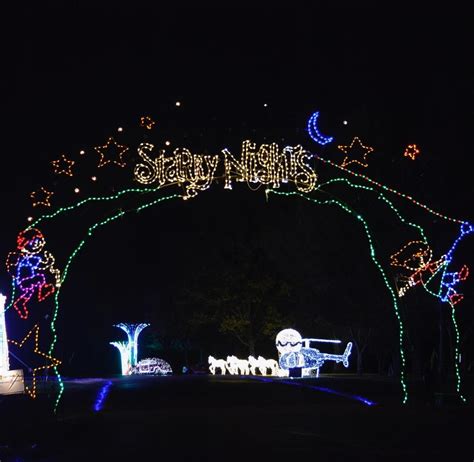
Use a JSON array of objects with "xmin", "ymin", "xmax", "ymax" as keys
[
  {"xmin": 94, "ymin": 137, "xmax": 129, "ymax": 168},
  {"xmin": 403, "ymin": 144, "xmax": 420, "ymax": 161},
  {"xmin": 30, "ymin": 187, "xmax": 54, "ymax": 207},
  {"xmin": 8, "ymin": 324, "xmax": 61, "ymax": 398},
  {"xmin": 140, "ymin": 116, "xmax": 155, "ymax": 130},
  {"xmin": 52, "ymin": 154, "xmax": 75, "ymax": 176},
  {"xmin": 338, "ymin": 137, "xmax": 374, "ymax": 168}
]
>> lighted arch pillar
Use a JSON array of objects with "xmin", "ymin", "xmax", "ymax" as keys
[
  {"xmin": 0, "ymin": 293, "xmax": 9, "ymax": 372},
  {"xmin": 114, "ymin": 323, "xmax": 149, "ymax": 367}
]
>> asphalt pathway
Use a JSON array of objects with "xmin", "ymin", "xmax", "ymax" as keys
[{"xmin": 1, "ymin": 374, "xmax": 472, "ymax": 461}]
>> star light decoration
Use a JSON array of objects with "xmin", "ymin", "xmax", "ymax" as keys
[
  {"xmin": 140, "ymin": 116, "xmax": 155, "ymax": 130},
  {"xmin": 30, "ymin": 187, "xmax": 54, "ymax": 207},
  {"xmin": 338, "ymin": 137, "xmax": 374, "ymax": 168},
  {"xmin": 51, "ymin": 154, "xmax": 75, "ymax": 176},
  {"xmin": 94, "ymin": 137, "xmax": 129, "ymax": 168},
  {"xmin": 403, "ymin": 144, "xmax": 420, "ymax": 160},
  {"xmin": 8, "ymin": 324, "xmax": 61, "ymax": 398}
]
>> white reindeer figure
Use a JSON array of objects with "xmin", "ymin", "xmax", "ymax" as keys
[
  {"xmin": 208, "ymin": 355, "xmax": 227, "ymax": 375},
  {"xmin": 248, "ymin": 355, "xmax": 259, "ymax": 375},
  {"xmin": 257, "ymin": 356, "xmax": 268, "ymax": 375},
  {"xmin": 264, "ymin": 358, "xmax": 279, "ymax": 376},
  {"xmin": 257, "ymin": 356, "xmax": 280, "ymax": 376},
  {"xmin": 226, "ymin": 355, "xmax": 250, "ymax": 375},
  {"xmin": 226, "ymin": 355, "xmax": 238, "ymax": 375}
]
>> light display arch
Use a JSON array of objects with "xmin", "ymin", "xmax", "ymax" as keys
[{"xmin": 1, "ymin": 110, "xmax": 472, "ymax": 409}]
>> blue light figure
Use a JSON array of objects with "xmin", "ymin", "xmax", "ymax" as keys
[
  {"xmin": 438, "ymin": 222, "xmax": 472, "ymax": 305},
  {"xmin": 276, "ymin": 328, "xmax": 352, "ymax": 377},
  {"xmin": 440, "ymin": 265, "xmax": 469, "ymax": 305},
  {"xmin": 6, "ymin": 228, "xmax": 60, "ymax": 320}
]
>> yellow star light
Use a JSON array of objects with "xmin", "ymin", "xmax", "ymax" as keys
[
  {"xmin": 94, "ymin": 137, "xmax": 129, "ymax": 168},
  {"xmin": 8, "ymin": 324, "xmax": 61, "ymax": 398},
  {"xmin": 338, "ymin": 137, "xmax": 374, "ymax": 168},
  {"xmin": 403, "ymin": 144, "xmax": 420, "ymax": 160},
  {"xmin": 30, "ymin": 187, "xmax": 54, "ymax": 207},
  {"xmin": 140, "ymin": 116, "xmax": 155, "ymax": 130},
  {"xmin": 52, "ymin": 154, "xmax": 75, "ymax": 176}
]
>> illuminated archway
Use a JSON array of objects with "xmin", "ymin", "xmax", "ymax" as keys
[{"xmin": 2, "ymin": 111, "xmax": 472, "ymax": 409}]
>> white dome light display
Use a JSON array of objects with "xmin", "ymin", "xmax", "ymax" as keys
[{"xmin": 131, "ymin": 358, "xmax": 172, "ymax": 375}]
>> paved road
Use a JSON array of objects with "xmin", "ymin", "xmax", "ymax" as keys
[{"xmin": 1, "ymin": 374, "xmax": 472, "ymax": 461}]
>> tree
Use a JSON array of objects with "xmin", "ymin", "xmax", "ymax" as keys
[
  {"xmin": 350, "ymin": 326, "xmax": 372, "ymax": 375},
  {"xmin": 180, "ymin": 240, "xmax": 292, "ymax": 356}
]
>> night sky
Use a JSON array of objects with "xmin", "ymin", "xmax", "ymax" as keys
[{"xmin": 2, "ymin": 7, "xmax": 473, "ymax": 375}]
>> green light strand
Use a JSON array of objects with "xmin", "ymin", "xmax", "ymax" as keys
[
  {"xmin": 49, "ymin": 193, "xmax": 181, "ymax": 411},
  {"xmin": 315, "ymin": 177, "xmax": 428, "ymax": 244},
  {"xmin": 420, "ymin": 264, "xmax": 448, "ymax": 298},
  {"xmin": 7, "ymin": 169, "xmax": 467, "ymax": 406},
  {"xmin": 268, "ymin": 189, "xmax": 408, "ymax": 403},
  {"xmin": 421, "ymin": 261, "xmax": 467, "ymax": 402},
  {"xmin": 27, "ymin": 187, "xmax": 161, "ymax": 231},
  {"xmin": 3, "ymin": 279, "xmax": 16, "ymax": 313},
  {"xmin": 315, "ymin": 174, "xmax": 467, "ymax": 402},
  {"xmin": 450, "ymin": 303, "xmax": 465, "ymax": 401},
  {"xmin": 6, "ymin": 188, "xmax": 161, "ymax": 313},
  {"xmin": 403, "ymin": 252, "xmax": 465, "ymax": 400},
  {"xmin": 315, "ymin": 155, "xmax": 469, "ymax": 225}
]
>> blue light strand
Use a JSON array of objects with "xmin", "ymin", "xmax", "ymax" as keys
[
  {"xmin": 438, "ymin": 223, "xmax": 473, "ymax": 303},
  {"xmin": 436, "ymin": 222, "xmax": 472, "ymax": 402},
  {"xmin": 94, "ymin": 380, "xmax": 113, "ymax": 412},
  {"xmin": 419, "ymin": 223, "xmax": 473, "ymax": 402}
]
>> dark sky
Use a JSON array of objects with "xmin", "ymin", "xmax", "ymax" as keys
[{"xmin": 2, "ymin": 6, "xmax": 473, "ymax": 372}]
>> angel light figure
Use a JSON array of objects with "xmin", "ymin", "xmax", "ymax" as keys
[{"xmin": 6, "ymin": 228, "xmax": 61, "ymax": 319}]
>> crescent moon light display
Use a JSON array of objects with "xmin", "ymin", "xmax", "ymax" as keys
[{"xmin": 307, "ymin": 111, "xmax": 334, "ymax": 146}]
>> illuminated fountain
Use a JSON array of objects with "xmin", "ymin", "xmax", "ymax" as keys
[{"xmin": 110, "ymin": 323, "xmax": 149, "ymax": 375}]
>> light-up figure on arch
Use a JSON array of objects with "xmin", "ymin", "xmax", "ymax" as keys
[
  {"xmin": 6, "ymin": 228, "xmax": 61, "ymax": 319},
  {"xmin": 390, "ymin": 239, "xmax": 470, "ymax": 305},
  {"xmin": 276, "ymin": 328, "xmax": 352, "ymax": 377}
]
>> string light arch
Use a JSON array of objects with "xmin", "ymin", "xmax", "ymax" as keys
[{"xmin": 2, "ymin": 109, "xmax": 472, "ymax": 411}]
